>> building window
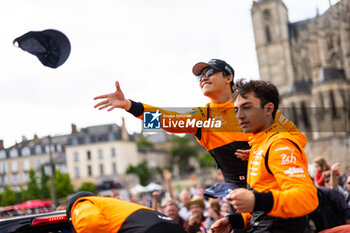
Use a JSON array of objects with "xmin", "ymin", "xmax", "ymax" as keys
[
  {"xmin": 3, "ymin": 175, "xmax": 8, "ymax": 185},
  {"xmin": 1, "ymin": 163, "xmax": 8, "ymax": 174},
  {"xmin": 36, "ymin": 159, "xmax": 43, "ymax": 169},
  {"xmin": 74, "ymin": 166, "xmax": 80, "ymax": 178},
  {"xmin": 11, "ymin": 161, "xmax": 18, "ymax": 173},
  {"xmin": 263, "ymin": 10, "xmax": 272, "ymax": 44},
  {"xmin": 327, "ymin": 35, "xmax": 334, "ymax": 50},
  {"xmin": 291, "ymin": 103, "xmax": 298, "ymax": 127},
  {"xmin": 111, "ymin": 148, "xmax": 116, "ymax": 158},
  {"xmin": 84, "ymin": 136, "xmax": 91, "ymax": 144},
  {"xmin": 88, "ymin": 165, "xmax": 92, "ymax": 177},
  {"xmin": 1, "ymin": 176, "xmax": 5, "ymax": 186},
  {"xmin": 320, "ymin": 93, "xmax": 325, "ymax": 110},
  {"xmin": 72, "ymin": 137, "xmax": 78, "ymax": 145},
  {"xmin": 100, "ymin": 164, "xmax": 104, "ymax": 176},
  {"xmin": 301, "ymin": 102, "xmax": 310, "ymax": 128},
  {"xmin": 9, "ymin": 149, "xmax": 18, "ymax": 158},
  {"xmin": 23, "ymin": 159, "xmax": 30, "ymax": 171},
  {"xmin": 23, "ymin": 172, "xmax": 29, "ymax": 182},
  {"xmin": 57, "ymin": 144, "xmax": 62, "ymax": 153},
  {"xmin": 98, "ymin": 149, "xmax": 103, "ymax": 159},
  {"xmin": 35, "ymin": 145, "xmax": 42, "ymax": 154},
  {"xmin": 45, "ymin": 145, "xmax": 55, "ymax": 154},
  {"xmin": 12, "ymin": 174, "xmax": 19, "ymax": 184},
  {"xmin": 74, "ymin": 152, "xmax": 79, "ymax": 162},
  {"xmin": 329, "ymin": 90, "xmax": 337, "ymax": 118},
  {"xmin": 112, "ymin": 162, "xmax": 117, "ymax": 175},
  {"xmin": 265, "ymin": 26, "xmax": 272, "ymax": 44},
  {"xmin": 21, "ymin": 147, "xmax": 31, "ymax": 157},
  {"xmin": 263, "ymin": 9, "xmax": 271, "ymax": 21},
  {"xmin": 0, "ymin": 150, "xmax": 6, "ymax": 159},
  {"xmin": 87, "ymin": 151, "xmax": 91, "ymax": 161}
]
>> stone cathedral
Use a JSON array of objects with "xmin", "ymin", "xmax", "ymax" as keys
[{"xmin": 251, "ymin": 0, "xmax": 350, "ymax": 169}]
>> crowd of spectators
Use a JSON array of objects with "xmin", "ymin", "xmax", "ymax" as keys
[{"xmin": 1, "ymin": 158, "xmax": 350, "ymax": 232}]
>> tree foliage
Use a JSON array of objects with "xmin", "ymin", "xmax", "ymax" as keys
[
  {"xmin": 198, "ymin": 152, "xmax": 216, "ymax": 168},
  {"xmin": 136, "ymin": 137, "xmax": 154, "ymax": 147},
  {"xmin": 26, "ymin": 169, "xmax": 41, "ymax": 200},
  {"xmin": 1, "ymin": 186, "xmax": 17, "ymax": 206},
  {"xmin": 50, "ymin": 170, "xmax": 74, "ymax": 199},
  {"xmin": 78, "ymin": 182, "xmax": 97, "ymax": 194},
  {"xmin": 126, "ymin": 161, "xmax": 150, "ymax": 186},
  {"xmin": 170, "ymin": 134, "xmax": 201, "ymax": 173},
  {"xmin": 40, "ymin": 165, "xmax": 50, "ymax": 199}
]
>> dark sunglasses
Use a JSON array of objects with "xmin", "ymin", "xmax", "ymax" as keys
[{"xmin": 196, "ymin": 68, "xmax": 219, "ymax": 82}]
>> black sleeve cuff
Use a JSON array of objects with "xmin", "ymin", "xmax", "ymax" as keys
[
  {"xmin": 127, "ymin": 100, "xmax": 144, "ymax": 117},
  {"xmin": 226, "ymin": 213, "xmax": 244, "ymax": 229},
  {"xmin": 253, "ymin": 191, "xmax": 274, "ymax": 213}
]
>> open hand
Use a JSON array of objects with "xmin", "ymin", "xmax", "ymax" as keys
[{"xmin": 94, "ymin": 81, "xmax": 131, "ymax": 111}]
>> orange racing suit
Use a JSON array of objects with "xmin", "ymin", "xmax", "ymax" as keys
[
  {"xmin": 226, "ymin": 123, "xmax": 318, "ymax": 232},
  {"xmin": 69, "ymin": 196, "xmax": 186, "ymax": 233},
  {"xmin": 127, "ymin": 99, "xmax": 303, "ymax": 188}
]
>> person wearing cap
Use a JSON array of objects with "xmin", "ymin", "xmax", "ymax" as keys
[
  {"xmin": 94, "ymin": 59, "xmax": 302, "ymax": 189},
  {"xmin": 66, "ymin": 191, "xmax": 187, "ymax": 233},
  {"xmin": 208, "ymin": 80, "xmax": 318, "ymax": 233},
  {"xmin": 183, "ymin": 196, "xmax": 207, "ymax": 233}
]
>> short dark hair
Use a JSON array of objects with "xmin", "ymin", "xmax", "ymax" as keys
[{"xmin": 232, "ymin": 79, "xmax": 279, "ymax": 118}]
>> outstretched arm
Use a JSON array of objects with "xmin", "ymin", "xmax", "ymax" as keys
[
  {"xmin": 94, "ymin": 81, "xmax": 131, "ymax": 111},
  {"xmin": 163, "ymin": 169, "xmax": 176, "ymax": 200}
]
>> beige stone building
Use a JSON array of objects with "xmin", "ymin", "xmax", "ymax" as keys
[
  {"xmin": 0, "ymin": 135, "xmax": 67, "ymax": 192},
  {"xmin": 251, "ymin": 0, "xmax": 350, "ymax": 168},
  {"xmin": 0, "ymin": 122, "xmax": 172, "ymax": 192},
  {"xmin": 65, "ymin": 123, "xmax": 140, "ymax": 189}
]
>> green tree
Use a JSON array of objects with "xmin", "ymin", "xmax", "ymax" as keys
[
  {"xmin": 40, "ymin": 165, "xmax": 50, "ymax": 199},
  {"xmin": 136, "ymin": 137, "xmax": 154, "ymax": 147},
  {"xmin": 78, "ymin": 182, "xmax": 97, "ymax": 194},
  {"xmin": 170, "ymin": 134, "xmax": 201, "ymax": 173},
  {"xmin": 126, "ymin": 161, "xmax": 150, "ymax": 186},
  {"xmin": 26, "ymin": 169, "xmax": 41, "ymax": 200},
  {"xmin": 1, "ymin": 186, "xmax": 18, "ymax": 206},
  {"xmin": 198, "ymin": 152, "xmax": 216, "ymax": 168},
  {"xmin": 51, "ymin": 170, "xmax": 74, "ymax": 199}
]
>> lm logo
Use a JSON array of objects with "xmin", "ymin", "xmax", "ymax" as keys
[{"xmin": 143, "ymin": 110, "xmax": 161, "ymax": 129}]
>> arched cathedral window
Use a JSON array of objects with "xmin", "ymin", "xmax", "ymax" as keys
[
  {"xmin": 263, "ymin": 10, "xmax": 272, "ymax": 44},
  {"xmin": 291, "ymin": 103, "xmax": 298, "ymax": 127},
  {"xmin": 329, "ymin": 90, "xmax": 337, "ymax": 118},
  {"xmin": 301, "ymin": 102, "xmax": 310, "ymax": 128}
]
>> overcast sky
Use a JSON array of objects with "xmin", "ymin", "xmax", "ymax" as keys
[{"xmin": 0, "ymin": 0, "xmax": 337, "ymax": 147}]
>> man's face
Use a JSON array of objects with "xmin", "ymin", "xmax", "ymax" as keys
[
  {"xmin": 165, "ymin": 204, "xmax": 179, "ymax": 220},
  {"xmin": 179, "ymin": 191, "xmax": 191, "ymax": 204},
  {"xmin": 234, "ymin": 92, "xmax": 273, "ymax": 133},
  {"xmin": 189, "ymin": 203, "xmax": 203, "ymax": 216},
  {"xmin": 199, "ymin": 67, "xmax": 231, "ymax": 97}
]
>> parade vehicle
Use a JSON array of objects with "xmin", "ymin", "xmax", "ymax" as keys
[{"xmin": 0, "ymin": 210, "xmax": 70, "ymax": 233}]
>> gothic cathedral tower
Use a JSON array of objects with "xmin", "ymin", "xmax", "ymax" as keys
[{"xmin": 251, "ymin": 0, "xmax": 294, "ymax": 96}]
